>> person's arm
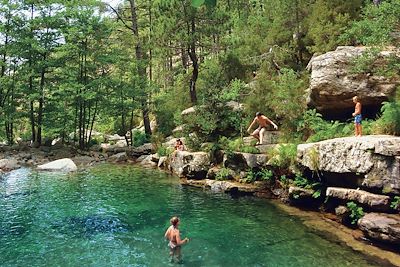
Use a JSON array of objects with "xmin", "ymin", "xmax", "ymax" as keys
[
  {"xmin": 175, "ymin": 230, "xmax": 189, "ymax": 245},
  {"xmin": 266, "ymin": 117, "xmax": 278, "ymax": 130},
  {"xmin": 247, "ymin": 118, "xmax": 257, "ymax": 133},
  {"xmin": 164, "ymin": 228, "xmax": 170, "ymax": 240}
]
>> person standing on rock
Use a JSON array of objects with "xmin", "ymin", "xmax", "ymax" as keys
[
  {"xmin": 247, "ymin": 112, "xmax": 278, "ymax": 145},
  {"xmin": 352, "ymin": 96, "xmax": 362, "ymax": 137},
  {"xmin": 164, "ymin": 216, "xmax": 189, "ymax": 264}
]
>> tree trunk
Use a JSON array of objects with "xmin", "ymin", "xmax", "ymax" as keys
[
  {"xmin": 187, "ymin": 15, "xmax": 198, "ymax": 104},
  {"xmin": 129, "ymin": 0, "xmax": 152, "ymax": 136}
]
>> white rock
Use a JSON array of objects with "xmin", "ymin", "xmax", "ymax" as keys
[{"xmin": 37, "ymin": 158, "xmax": 77, "ymax": 172}]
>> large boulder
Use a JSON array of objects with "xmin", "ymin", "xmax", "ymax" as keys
[
  {"xmin": 326, "ymin": 187, "xmax": 390, "ymax": 211},
  {"xmin": 223, "ymin": 152, "xmax": 268, "ymax": 170},
  {"xmin": 169, "ymin": 151, "xmax": 211, "ymax": 179},
  {"xmin": 297, "ymin": 136, "xmax": 400, "ymax": 194},
  {"xmin": 306, "ymin": 46, "xmax": 400, "ymax": 119},
  {"xmin": 182, "ymin": 179, "xmax": 260, "ymax": 194},
  {"xmin": 0, "ymin": 158, "xmax": 20, "ymax": 172},
  {"xmin": 37, "ymin": 158, "xmax": 77, "ymax": 172},
  {"xmin": 358, "ymin": 213, "xmax": 400, "ymax": 245},
  {"xmin": 131, "ymin": 143, "xmax": 154, "ymax": 157},
  {"xmin": 108, "ymin": 152, "xmax": 127, "ymax": 163}
]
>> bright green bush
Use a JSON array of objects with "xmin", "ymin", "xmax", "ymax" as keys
[
  {"xmin": 347, "ymin": 201, "xmax": 364, "ymax": 225},
  {"xmin": 372, "ymin": 100, "xmax": 400, "ymax": 136},
  {"xmin": 132, "ymin": 130, "xmax": 148, "ymax": 147},
  {"xmin": 267, "ymin": 144, "xmax": 298, "ymax": 170},
  {"xmin": 215, "ymin": 168, "xmax": 234, "ymax": 181},
  {"xmin": 390, "ymin": 196, "xmax": 400, "ymax": 210}
]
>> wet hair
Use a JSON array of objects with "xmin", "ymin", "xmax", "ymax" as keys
[
  {"xmin": 170, "ymin": 216, "xmax": 179, "ymax": 227},
  {"xmin": 256, "ymin": 112, "xmax": 262, "ymax": 117},
  {"xmin": 176, "ymin": 139, "xmax": 183, "ymax": 145}
]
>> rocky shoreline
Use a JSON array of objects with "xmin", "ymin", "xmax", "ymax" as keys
[{"xmin": 1, "ymin": 135, "xmax": 400, "ymax": 265}]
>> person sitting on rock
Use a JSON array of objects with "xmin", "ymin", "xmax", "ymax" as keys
[
  {"xmin": 171, "ymin": 139, "xmax": 185, "ymax": 161},
  {"xmin": 247, "ymin": 112, "xmax": 278, "ymax": 145},
  {"xmin": 352, "ymin": 96, "xmax": 362, "ymax": 137}
]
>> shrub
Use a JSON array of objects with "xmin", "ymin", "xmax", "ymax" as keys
[
  {"xmin": 257, "ymin": 169, "xmax": 274, "ymax": 182},
  {"xmin": 267, "ymin": 144, "xmax": 298, "ymax": 170},
  {"xmin": 157, "ymin": 145, "xmax": 173, "ymax": 157},
  {"xmin": 372, "ymin": 99, "xmax": 400, "ymax": 136},
  {"xmin": 390, "ymin": 196, "xmax": 400, "ymax": 210},
  {"xmin": 132, "ymin": 130, "xmax": 148, "ymax": 147},
  {"xmin": 347, "ymin": 201, "xmax": 364, "ymax": 225},
  {"xmin": 293, "ymin": 174, "xmax": 322, "ymax": 199},
  {"xmin": 215, "ymin": 168, "xmax": 234, "ymax": 181}
]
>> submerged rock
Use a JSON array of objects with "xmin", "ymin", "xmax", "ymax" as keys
[
  {"xmin": 358, "ymin": 213, "xmax": 400, "ymax": 245},
  {"xmin": 54, "ymin": 215, "xmax": 131, "ymax": 238},
  {"xmin": 37, "ymin": 158, "xmax": 77, "ymax": 172},
  {"xmin": 297, "ymin": 135, "xmax": 400, "ymax": 194}
]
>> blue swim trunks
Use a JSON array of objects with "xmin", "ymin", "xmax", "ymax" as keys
[{"xmin": 354, "ymin": 114, "xmax": 362, "ymax": 124}]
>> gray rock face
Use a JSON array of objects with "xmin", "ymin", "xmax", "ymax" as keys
[
  {"xmin": 358, "ymin": 213, "xmax": 400, "ymax": 245},
  {"xmin": 288, "ymin": 186, "xmax": 315, "ymax": 200},
  {"xmin": 169, "ymin": 151, "xmax": 211, "ymax": 179},
  {"xmin": 37, "ymin": 158, "xmax": 77, "ymax": 172},
  {"xmin": 306, "ymin": 46, "xmax": 400, "ymax": 118},
  {"xmin": 108, "ymin": 152, "xmax": 127, "ymax": 163},
  {"xmin": 223, "ymin": 152, "xmax": 268, "ymax": 170},
  {"xmin": 0, "ymin": 158, "xmax": 20, "ymax": 172},
  {"xmin": 183, "ymin": 179, "xmax": 260, "ymax": 194},
  {"xmin": 326, "ymin": 187, "xmax": 390, "ymax": 211},
  {"xmin": 297, "ymin": 136, "xmax": 400, "ymax": 194},
  {"xmin": 131, "ymin": 143, "xmax": 154, "ymax": 157}
]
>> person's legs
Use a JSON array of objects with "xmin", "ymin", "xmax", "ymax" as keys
[
  {"xmin": 174, "ymin": 246, "xmax": 182, "ymax": 263},
  {"xmin": 357, "ymin": 124, "xmax": 362, "ymax": 137},
  {"xmin": 251, "ymin": 128, "xmax": 260, "ymax": 143},
  {"xmin": 259, "ymin": 127, "xmax": 266, "ymax": 145}
]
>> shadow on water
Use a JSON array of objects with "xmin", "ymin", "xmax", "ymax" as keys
[{"xmin": 52, "ymin": 214, "xmax": 132, "ymax": 238}]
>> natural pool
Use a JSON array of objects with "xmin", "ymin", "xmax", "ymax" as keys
[{"xmin": 0, "ymin": 164, "xmax": 386, "ymax": 267}]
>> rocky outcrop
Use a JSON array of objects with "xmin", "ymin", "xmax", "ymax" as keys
[
  {"xmin": 358, "ymin": 213, "xmax": 400, "ymax": 245},
  {"xmin": 0, "ymin": 158, "xmax": 20, "ymax": 172},
  {"xmin": 131, "ymin": 143, "xmax": 154, "ymax": 157},
  {"xmin": 108, "ymin": 152, "xmax": 127, "ymax": 163},
  {"xmin": 182, "ymin": 179, "xmax": 261, "ymax": 194},
  {"xmin": 326, "ymin": 187, "xmax": 390, "ymax": 211},
  {"xmin": 288, "ymin": 186, "xmax": 316, "ymax": 200},
  {"xmin": 306, "ymin": 46, "xmax": 400, "ymax": 119},
  {"xmin": 169, "ymin": 151, "xmax": 211, "ymax": 179},
  {"xmin": 223, "ymin": 152, "xmax": 267, "ymax": 170},
  {"xmin": 37, "ymin": 158, "xmax": 77, "ymax": 172},
  {"xmin": 298, "ymin": 136, "xmax": 400, "ymax": 194}
]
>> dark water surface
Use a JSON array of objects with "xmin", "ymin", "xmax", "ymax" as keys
[{"xmin": 0, "ymin": 165, "xmax": 382, "ymax": 267}]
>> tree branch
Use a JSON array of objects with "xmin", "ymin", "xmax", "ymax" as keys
[{"xmin": 106, "ymin": 4, "xmax": 134, "ymax": 31}]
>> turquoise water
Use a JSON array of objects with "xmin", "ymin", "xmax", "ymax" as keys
[{"xmin": 0, "ymin": 165, "xmax": 383, "ymax": 267}]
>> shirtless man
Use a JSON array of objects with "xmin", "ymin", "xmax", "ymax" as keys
[
  {"xmin": 164, "ymin": 216, "xmax": 189, "ymax": 263},
  {"xmin": 247, "ymin": 112, "xmax": 278, "ymax": 145},
  {"xmin": 352, "ymin": 96, "xmax": 362, "ymax": 137}
]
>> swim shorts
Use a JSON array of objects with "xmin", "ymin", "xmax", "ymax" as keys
[{"xmin": 354, "ymin": 114, "xmax": 362, "ymax": 124}]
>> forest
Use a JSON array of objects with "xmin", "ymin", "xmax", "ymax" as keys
[{"xmin": 0, "ymin": 0, "xmax": 399, "ymax": 150}]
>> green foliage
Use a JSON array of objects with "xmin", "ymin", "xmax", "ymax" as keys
[
  {"xmin": 350, "ymin": 48, "xmax": 380, "ymax": 75},
  {"xmin": 342, "ymin": 1, "xmax": 400, "ymax": 46},
  {"xmin": 267, "ymin": 144, "xmax": 298, "ymax": 169},
  {"xmin": 297, "ymin": 109, "xmax": 374, "ymax": 142},
  {"xmin": 244, "ymin": 168, "xmax": 274, "ymax": 183},
  {"xmin": 293, "ymin": 174, "xmax": 322, "ymax": 198},
  {"xmin": 218, "ymin": 136, "xmax": 259, "ymax": 155},
  {"xmin": 346, "ymin": 201, "xmax": 364, "ymax": 225},
  {"xmin": 215, "ymin": 168, "xmax": 233, "ymax": 181},
  {"xmin": 372, "ymin": 96, "xmax": 400, "ymax": 136},
  {"xmin": 132, "ymin": 131, "xmax": 148, "ymax": 147},
  {"xmin": 390, "ymin": 196, "xmax": 400, "ymax": 210},
  {"xmin": 157, "ymin": 145, "xmax": 173, "ymax": 157}
]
